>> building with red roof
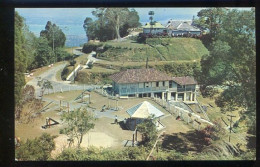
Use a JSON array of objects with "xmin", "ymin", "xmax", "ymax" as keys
[{"xmin": 109, "ymin": 68, "xmax": 197, "ymax": 102}]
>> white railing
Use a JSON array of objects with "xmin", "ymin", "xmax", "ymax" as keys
[{"xmin": 66, "ymin": 65, "xmax": 82, "ymax": 81}]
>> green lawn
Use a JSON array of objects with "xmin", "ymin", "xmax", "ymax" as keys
[{"xmin": 97, "ymin": 38, "xmax": 208, "ymax": 62}]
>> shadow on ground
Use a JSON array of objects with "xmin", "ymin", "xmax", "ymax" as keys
[
  {"xmin": 161, "ymin": 130, "xmax": 207, "ymax": 153},
  {"xmin": 118, "ymin": 121, "xmax": 129, "ymax": 131},
  {"xmin": 246, "ymin": 135, "xmax": 256, "ymax": 150}
]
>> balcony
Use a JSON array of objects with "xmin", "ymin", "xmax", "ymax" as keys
[
  {"xmin": 169, "ymin": 87, "xmax": 177, "ymax": 92},
  {"xmin": 120, "ymin": 86, "xmax": 169, "ymax": 95},
  {"xmin": 177, "ymin": 87, "xmax": 195, "ymax": 92}
]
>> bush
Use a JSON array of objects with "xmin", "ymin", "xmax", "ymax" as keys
[
  {"xmin": 82, "ymin": 42, "xmax": 103, "ymax": 53},
  {"xmin": 55, "ymin": 47, "xmax": 71, "ymax": 61},
  {"xmin": 88, "ymin": 63, "xmax": 93, "ymax": 69},
  {"xmin": 69, "ymin": 60, "xmax": 76, "ymax": 66},
  {"xmin": 15, "ymin": 133, "xmax": 56, "ymax": 161},
  {"xmin": 61, "ymin": 66, "xmax": 69, "ymax": 80}
]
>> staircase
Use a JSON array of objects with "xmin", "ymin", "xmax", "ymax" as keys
[
  {"xmin": 66, "ymin": 64, "xmax": 83, "ymax": 81},
  {"xmin": 196, "ymin": 99, "xmax": 210, "ymax": 122}
]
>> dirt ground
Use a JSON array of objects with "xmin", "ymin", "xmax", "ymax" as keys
[{"xmin": 15, "ymin": 90, "xmax": 197, "ymax": 158}]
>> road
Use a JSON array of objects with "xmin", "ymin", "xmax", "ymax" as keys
[
  {"xmin": 26, "ymin": 47, "xmax": 124, "ymax": 122},
  {"xmin": 26, "ymin": 48, "xmax": 99, "ymax": 98}
]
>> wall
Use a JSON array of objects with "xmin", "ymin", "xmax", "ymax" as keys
[
  {"xmin": 143, "ymin": 28, "xmax": 166, "ymax": 34},
  {"xmin": 168, "ymin": 30, "xmax": 201, "ymax": 36}
]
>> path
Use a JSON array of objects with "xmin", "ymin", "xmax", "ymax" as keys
[{"xmin": 26, "ymin": 48, "xmax": 100, "ymax": 99}]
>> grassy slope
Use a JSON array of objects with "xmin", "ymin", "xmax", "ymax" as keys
[{"xmin": 97, "ymin": 38, "xmax": 208, "ymax": 62}]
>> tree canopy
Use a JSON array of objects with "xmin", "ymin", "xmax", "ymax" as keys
[
  {"xmin": 15, "ymin": 133, "xmax": 56, "ymax": 160},
  {"xmin": 15, "ymin": 11, "xmax": 28, "ymax": 105},
  {"xmin": 60, "ymin": 107, "xmax": 96, "ymax": 148},
  {"xmin": 83, "ymin": 8, "xmax": 140, "ymax": 41},
  {"xmin": 195, "ymin": 8, "xmax": 256, "ymax": 135},
  {"xmin": 137, "ymin": 116, "xmax": 157, "ymax": 146},
  {"xmin": 40, "ymin": 21, "xmax": 66, "ymax": 49}
]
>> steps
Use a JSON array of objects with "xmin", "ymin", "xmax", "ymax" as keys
[{"xmin": 66, "ymin": 64, "xmax": 83, "ymax": 81}]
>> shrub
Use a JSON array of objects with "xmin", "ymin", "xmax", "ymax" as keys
[
  {"xmin": 15, "ymin": 133, "xmax": 56, "ymax": 161},
  {"xmin": 61, "ymin": 66, "xmax": 69, "ymax": 80},
  {"xmin": 88, "ymin": 63, "xmax": 93, "ymax": 69},
  {"xmin": 69, "ymin": 60, "xmax": 76, "ymax": 66},
  {"xmin": 82, "ymin": 42, "xmax": 103, "ymax": 53}
]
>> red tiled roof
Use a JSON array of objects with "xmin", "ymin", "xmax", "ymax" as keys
[
  {"xmin": 109, "ymin": 68, "xmax": 172, "ymax": 84},
  {"xmin": 172, "ymin": 76, "xmax": 197, "ymax": 85}
]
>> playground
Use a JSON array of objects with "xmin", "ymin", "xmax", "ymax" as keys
[{"xmin": 15, "ymin": 88, "xmax": 225, "ymax": 158}]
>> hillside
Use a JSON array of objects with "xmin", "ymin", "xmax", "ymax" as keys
[{"xmin": 82, "ymin": 38, "xmax": 209, "ymax": 62}]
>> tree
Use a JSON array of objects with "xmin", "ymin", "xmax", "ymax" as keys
[
  {"xmin": 137, "ymin": 116, "xmax": 157, "ymax": 146},
  {"xmin": 60, "ymin": 107, "xmax": 96, "ymax": 148},
  {"xmin": 15, "ymin": 133, "xmax": 56, "ymax": 160},
  {"xmin": 83, "ymin": 8, "xmax": 140, "ymax": 41},
  {"xmin": 40, "ymin": 21, "xmax": 66, "ymax": 49},
  {"xmin": 104, "ymin": 8, "xmax": 130, "ymax": 40},
  {"xmin": 83, "ymin": 17, "xmax": 96, "ymax": 41},
  {"xmin": 15, "ymin": 11, "xmax": 27, "ymax": 105},
  {"xmin": 195, "ymin": 8, "xmax": 256, "ymax": 135},
  {"xmin": 34, "ymin": 37, "xmax": 54, "ymax": 67},
  {"xmin": 37, "ymin": 78, "xmax": 53, "ymax": 100},
  {"xmin": 55, "ymin": 47, "xmax": 71, "ymax": 61},
  {"xmin": 194, "ymin": 8, "xmax": 227, "ymax": 40}
]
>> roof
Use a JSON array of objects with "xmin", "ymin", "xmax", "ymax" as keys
[
  {"xmin": 166, "ymin": 20, "xmax": 200, "ymax": 32},
  {"xmin": 109, "ymin": 68, "xmax": 172, "ymax": 84},
  {"xmin": 142, "ymin": 22, "xmax": 165, "ymax": 29},
  {"xmin": 126, "ymin": 101, "xmax": 164, "ymax": 119},
  {"xmin": 172, "ymin": 76, "xmax": 197, "ymax": 85}
]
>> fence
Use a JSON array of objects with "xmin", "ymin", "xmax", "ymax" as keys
[
  {"xmin": 43, "ymin": 84, "xmax": 98, "ymax": 95},
  {"xmin": 152, "ymin": 96, "xmax": 214, "ymax": 130}
]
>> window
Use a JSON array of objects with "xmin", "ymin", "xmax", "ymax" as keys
[
  {"xmin": 156, "ymin": 82, "xmax": 159, "ymax": 87},
  {"xmin": 162, "ymin": 81, "xmax": 165, "ymax": 87},
  {"xmin": 169, "ymin": 81, "xmax": 172, "ymax": 88},
  {"xmin": 145, "ymin": 82, "xmax": 149, "ymax": 88}
]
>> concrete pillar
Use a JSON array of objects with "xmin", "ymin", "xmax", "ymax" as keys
[
  {"xmin": 175, "ymin": 93, "xmax": 178, "ymax": 101},
  {"xmin": 190, "ymin": 92, "xmax": 193, "ymax": 102},
  {"xmin": 167, "ymin": 92, "xmax": 171, "ymax": 101},
  {"xmin": 151, "ymin": 92, "xmax": 154, "ymax": 98},
  {"xmin": 184, "ymin": 92, "xmax": 186, "ymax": 101},
  {"xmin": 162, "ymin": 92, "xmax": 165, "ymax": 101},
  {"xmin": 194, "ymin": 92, "xmax": 196, "ymax": 101}
]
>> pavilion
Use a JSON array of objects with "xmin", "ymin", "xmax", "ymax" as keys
[{"xmin": 125, "ymin": 101, "xmax": 165, "ymax": 131}]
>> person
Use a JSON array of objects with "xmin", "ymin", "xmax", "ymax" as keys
[
  {"xmin": 115, "ymin": 115, "xmax": 118, "ymax": 124},
  {"xmin": 123, "ymin": 118, "xmax": 127, "ymax": 124}
]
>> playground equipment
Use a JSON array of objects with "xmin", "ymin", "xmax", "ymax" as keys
[
  {"xmin": 74, "ymin": 89, "xmax": 92, "ymax": 104},
  {"xmin": 42, "ymin": 117, "xmax": 59, "ymax": 129},
  {"xmin": 59, "ymin": 100, "xmax": 70, "ymax": 113},
  {"xmin": 39, "ymin": 101, "xmax": 53, "ymax": 112}
]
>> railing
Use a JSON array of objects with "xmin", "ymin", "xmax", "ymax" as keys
[
  {"xmin": 120, "ymin": 86, "xmax": 169, "ymax": 94},
  {"xmin": 177, "ymin": 87, "xmax": 195, "ymax": 92},
  {"xmin": 169, "ymin": 87, "xmax": 177, "ymax": 91},
  {"xmin": 151, "ymin": 86, "xmax": 168, "ymax": 91}
]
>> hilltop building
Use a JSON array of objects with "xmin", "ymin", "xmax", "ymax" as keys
[
  {"xmin": 109, "ymin": 68, "xmax": 197, "ymax": 103},
  {"xmin": 142, "ymin": 22, "xmax": 167, "ymax": 34},
  {"xmin": 166, "ymin": 19, "xmax": 201, "ymax": 36}
]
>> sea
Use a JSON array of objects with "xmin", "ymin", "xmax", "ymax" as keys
[
  {"xmin": 27, "ymin": 24, "xmax": 88, "ymax": 47},
  {"xmin": 16, "ymin": 8, "xmax": 218, "ymax": 47}
]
